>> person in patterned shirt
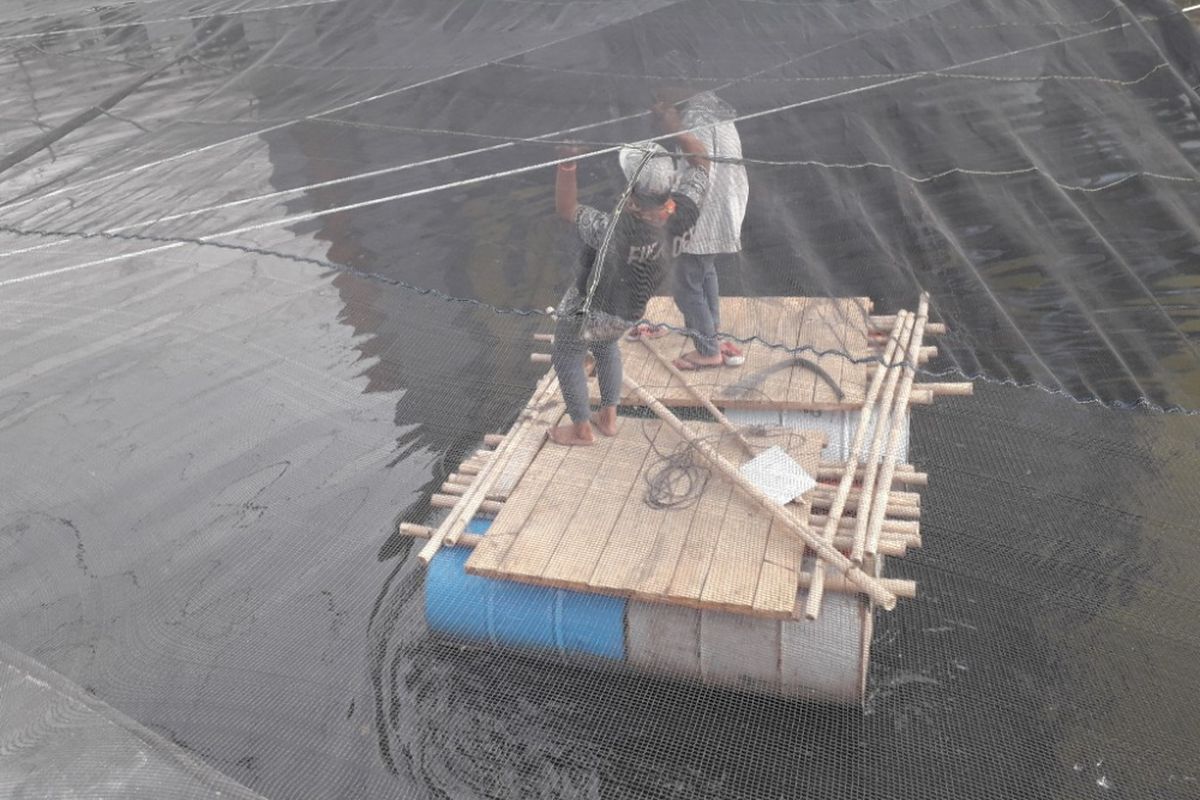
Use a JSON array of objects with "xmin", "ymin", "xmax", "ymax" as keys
[{"xmin": 548, "ymin": 105, "xmax": 710, "ymax": 446}]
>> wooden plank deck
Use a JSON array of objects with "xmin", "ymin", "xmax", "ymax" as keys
[
  {"xmin": 465, "ymin": 418, "xmax": 828, "ymax": 618},
  {"xmin": 586, "ymin": 296, "xmax": 873, "ymax": 411}
]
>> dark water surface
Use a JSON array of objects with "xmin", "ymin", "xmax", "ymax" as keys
[{"xmin": 1, "ymin": 1, "xmax": 1199, "ymax": 797}]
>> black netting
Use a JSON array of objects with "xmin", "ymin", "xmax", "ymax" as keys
[{"xmin": 2, "ymin": 0, "xmax": 1199, "ymax": 798}]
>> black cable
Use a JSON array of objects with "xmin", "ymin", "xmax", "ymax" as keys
[{"xmin": 722, "ymin": 356, "xmax": 845, "ymax": 401}]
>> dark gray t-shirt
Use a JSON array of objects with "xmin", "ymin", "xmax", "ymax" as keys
[{"xmin": 571, "ymin": 165, "xmax": 708, "ymax": 324}]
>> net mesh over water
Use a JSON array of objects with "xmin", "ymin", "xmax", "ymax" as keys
[{"xmin": 1, "ymin": 0, "xmax": 1199, "ymax": 798}]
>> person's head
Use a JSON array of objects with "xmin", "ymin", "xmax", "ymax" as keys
[
  {"xmin": 651, "ymin": 84, "xmax": 691, "ymax": 108},
  {"xmin": 619, "ymin": 142, "xmax": 675, "ymax": 225},
  {"xmin": 650, "ymin": 48, "xmax": 698, "ymax": 108}
]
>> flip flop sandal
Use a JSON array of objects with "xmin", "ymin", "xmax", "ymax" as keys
[
  {"xmin": 720, "ymin": 341, "xmax": 746, "ymax": 367},
  {"xmin": 673, "ymin": 352, "xmax": 724, "ymax": 371}
]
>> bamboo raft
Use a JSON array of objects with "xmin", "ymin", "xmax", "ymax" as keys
[{"xmin": 411, "ymin": 294, "xmax": 971, "ymax": 702}]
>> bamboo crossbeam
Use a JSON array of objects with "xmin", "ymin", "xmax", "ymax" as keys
[
  {"xmin": 418, "ymin": 372, "xmax": 561, "ymax": 563},
  {"xmin": 483, "ymin": 434, "xmax": 505, "ymax": 447},
  {"xmin": 869, "ymin": 345, "xmax": 938, "ymax": 364},
  {"xmin": 811, "ymin": 486, "xmax": 920, "ymax": 506},
  {"xmin": 917, "ymin": 381, "xmax": 974, "ymax": 396},
  {"xmin": 849, "ymin": 311, "xmax": 916, "ymax": 566},
  {"xmin": 809, "ymin": 512, "xmax": 919, "ymax": 539},
  {"xmin": 459, "ymin": 462, "xmax": 483, "ymax": 476},
  {"xmin": 636, "ymin": 338, "xmax": 755, "ymax": 457},
  {"xmin": 621, "ymin": 374, "xmax": 899, "ymax": 610},
  {"xmin": 430, "ymin": 493, "xmax": 504, "ymax": 515},
  {"xmin": 532, "ymin": 333, "xmax": 554, "ymax": 343},
  {"xmin": 866, "ymin": 294, "xmax": 930, "ymax": 558},
  {"xmin": 804, "ymin": 311, "xmax": 911, "ymax": 619},
  {"xmin": 531, "ymin": 353, "xmax": 552, "ymax": 364},
  {"xmin": 816, "ymin": 463, "xmax": 928, "ymax": 486},
  {"xmin": 439, "ymin": 483, "xmax": 505, "ymax": 502},
  {"xmin": 399, "ymin": 522, "xmax": 484, "ymax": 548},
  {"xmin": 871, "ymin": 315, "xmax": 946, "ymax": 335},
  {"xmin": 810, "ymin": 495, "xmax": 920, "ymax": 520}
]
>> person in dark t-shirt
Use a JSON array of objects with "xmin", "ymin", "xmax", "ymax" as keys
[{"xmin": 549, "ymin": 105, "xmax": 710, "ymax": 446}]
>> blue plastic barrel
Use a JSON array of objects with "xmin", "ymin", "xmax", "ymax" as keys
[{"xmin": 424, "ymin": 517, "xmax": 626, "ymax": 660}]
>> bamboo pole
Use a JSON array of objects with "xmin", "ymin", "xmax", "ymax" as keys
[
  {"xmin": 636, "ymin": 338, "xmax": 755, "ymax": 457},
  {"xmin": 810, "ymin": 486, "xmax": 920, "ymax": 507},
  {"xmin": 803, "ymin": 312, "xmax": 911, "ymax": 619},
  {"xmin": 918, "ymin": 382, "xmax": 974, "ymax": 396},
  {"xmin": 399, "ymin": 522, "xmax": 484, "ymax": 548},
  {"xmin": 866, "ymin": 294, "xmax": 930, "ymax": 557},
  {"xmin": 418, "ymin": 372, "xmax": 560, "ymax": 563},
  {"xmin": 810, "ymin": 495, "xmax": 920, "ymax": 519},
  {"xmin": 871, "ymin": 315, "xmax": 946, "ymax": 335},
  {"xmin": 808, "ymin": 512, "xmax": 919, "ymax": 538},
  {"xmin": 798, "ymin": 571, "xmax": 916, "ymax": 599},
  {"xmin": 848, "ymin": 312, "xmax": 916, "ymax": 566},
  {"xmin": 430, "ymin": 493, "xmax": 504, "ymax": 515},
  {"xmin": 621, "ymin": 374, "xmax": 899, "ymax": 610},
  {"xmin": 816, "ymin": 464, "xmax": 928, "ymax": 486},
  {"xmin": 438, "ymin": 483, "xmax": 507, "ymax": 502}
]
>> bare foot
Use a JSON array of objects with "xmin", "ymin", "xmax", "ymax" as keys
[
  {"xmin": 591, "ymin": 406, "xmax": 618, "ymax": 436},
  {"xmin": 672, "ymin": 350, "xmax": 723, "ymax": 371},
  {"xmin": 548, "ymin": 420, "xmax": 596, "ymax": 446}
]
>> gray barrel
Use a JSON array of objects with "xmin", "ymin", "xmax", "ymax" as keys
[{"xmin": 625, "ymin": 556, "xmax": 877, "ymax": 704}]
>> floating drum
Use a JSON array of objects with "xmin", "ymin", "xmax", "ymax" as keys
[{"xmin": 425, "ymin": 519, "xmax": 874, "ymax": 705}]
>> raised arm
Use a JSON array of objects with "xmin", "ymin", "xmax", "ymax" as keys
[
  {"xmin": 654, "ymin": 102, "xmax": 710, "ymax": 172},
  {"xmin": 555, "ymin": 162, "xmax": 578, "ymax": 222},
  {"xmin": 554, "ymin": 145, "xmax": 586, "ymax": 222}
]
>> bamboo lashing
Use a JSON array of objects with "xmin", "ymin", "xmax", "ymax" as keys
[
  {"xmin": 847, "ymin": 311, "xmax": 916, "ymax": 566},
  {"xmin": 620, "ymin": 374, "xmax": 899, "ymax": 610},
  {"xmin": 418, "ymin": 371, "xmax": 561, "ymax": 564},
  {"xmin": 865, "ymin": 294, "xmax": 930, "ymax": 557},
  {"xmin": 636, "ymin": 337, "xmax": 755, "ymax": 458},
  {"xmin": 803, "ymin": 311, "xmax": 911, "ymax": 619}
]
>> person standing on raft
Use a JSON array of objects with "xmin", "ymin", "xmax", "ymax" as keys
[
  {"xmin": 649, "ymin": 84, "xmax": 749, "ymax": 370},
  {"xmin": 548, "ymin": 106, "xmax": 710, "ymax": 446}
]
